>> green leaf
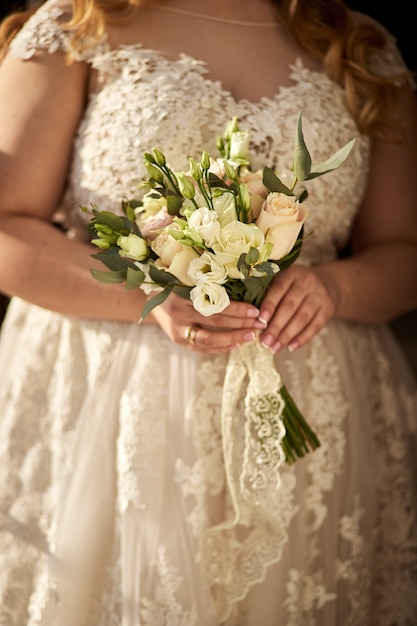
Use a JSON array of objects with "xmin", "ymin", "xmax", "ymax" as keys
[
  {"xmin": 166, "ymin": 194, "xmax": 184, "ymax": 216},
  {"xmin": 90, "ymin": 268, "xmax": 126, "ymax": 284},
  {"xmin": 91, "ymin": 251, "xmax": 137, "ymax": 272},
  {"xmin": 307, "ymin": 138, "xmax": 356, "ymax": 180},
  {"xmin": 293, "ymin": 111, "xmax": 312, "ymax": 182},
  {"xmin": 246, "ymin": 247, "xmax": 260, "ymax": 266},
  {"xmin": 207, "ymin": 172, "xmax": 230, "ymax": 189},
  {"xmin": 174, "ymin": 286, "xmax": 193, "ymax": 299},
  {"xmin": 148, "ymin": 265, "xmax": 179, "ymax": 286},
  {"xmin": 125, "ymin": 266, "xmax": 145, "ymax": 290},
  {"xmin": 139, "ymin": 286, "xmax": 173, "ymax": 321},
  {"xmin": 92, "ymin": 210, "xmax": 130, "ymax": 233},
  {"xmin": 262, "ymin": 167, "xmax": 293, "ymax": 195}
]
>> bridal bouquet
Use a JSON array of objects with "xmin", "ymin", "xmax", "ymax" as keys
[{"xmin": 86, "ymin": 113, "xmax": 354, "ymax": 471}]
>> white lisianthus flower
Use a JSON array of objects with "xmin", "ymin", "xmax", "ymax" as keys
[
  {"xmin": 212, "ymin": 192, "xmax": 238, "ymax": 226},
  {"xmin": 212, "ymin": 220, "xmax": 265, "ymax": 279},
  {"xmin": 187, "ymin": 207, "xmax": 221, "ymax": 247},
  {"xmin": 190, "ymin": 281, "xmax": 230, "ymax": 316},
  {"xmin": 229, "ymin": 130, "xmax": 251, "ymax": 162},
  {"xmin": 117, "ymin": 234, "xmax": 149, "ymax": 261},
  {"xmin": 188, "ymin": 251, "xmax": 228, "ymax": 284}
]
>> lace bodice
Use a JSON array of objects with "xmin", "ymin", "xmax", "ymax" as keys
[{"xmin": 8, "ymin": 1, "xmax": 386, "ymax": 266}]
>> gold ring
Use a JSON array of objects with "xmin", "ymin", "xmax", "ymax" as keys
[{"xmin": 184, "ymin": 326, "xmax": 198, "ymax": 345}]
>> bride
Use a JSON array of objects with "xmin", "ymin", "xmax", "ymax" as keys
[{"xmin": 0, "ymin": 0, "xmax": 417, "ymax": 624}]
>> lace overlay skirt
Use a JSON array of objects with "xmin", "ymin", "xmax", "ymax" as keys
[{"xmin": 1, "ymin": 297, "xmax": 416, "ymax": 625}]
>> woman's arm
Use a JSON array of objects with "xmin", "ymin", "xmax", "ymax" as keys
[
  {"xmin": 0, "ymin": 47, "xmax": 262, "ymax": 350},
  {"xmin": 0, "ymin": 48, "xmax": 150, "ymax": 322},
  {"xmin": 258, "ymin": 82, "xmax": 417, "ymax": 352}
]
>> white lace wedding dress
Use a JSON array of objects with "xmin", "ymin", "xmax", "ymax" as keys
[{"xmin": 1, "ymin": 2, "xmax": 417, "ymax": 625}]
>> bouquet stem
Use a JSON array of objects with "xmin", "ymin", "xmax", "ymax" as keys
[{"xmin": 279, "ymin": 385, "xmax": 321, "ymax": 464}]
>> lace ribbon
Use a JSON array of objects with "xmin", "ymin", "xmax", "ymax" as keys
[{"xmin": 201, "ymin": 339, "xmax": 289, "ymax": 621}]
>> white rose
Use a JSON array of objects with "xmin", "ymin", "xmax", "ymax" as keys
[
  {"xmin": 188, "ymin": 251, "xmax": 228, "ymax": 284},
  {"xmin": 187, "ymin": 207, "xmax": 221, "ymax": 247},
  {"xmin": 117, "ymin": 234, "xmax": 149, "ymax": 261},
  {"xmin": 212, "ymin": 192, "xmax": 238, "ymax": 226},
  {"xmin": 190, "ymin": 281, "xmax": 230, "ymax": 316},
  {"xmin": 255, "ymin": 192, "xmax": 308, "ymax": 260},
  {"xmin": 212, "ymin": 220, "xmax": 265, "ymax": 279}
]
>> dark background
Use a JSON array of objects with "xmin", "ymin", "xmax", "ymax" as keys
[{"xmin": 0, "ymin": 0, "xmax": 416, "ymax": 371}]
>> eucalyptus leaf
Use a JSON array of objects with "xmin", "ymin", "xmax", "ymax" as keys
[
  {"xmin": 293, "ymin": 111, "xmax": 312, "ymax": 182},
  {"xmin": 166, "ymin": 194, "xmax": 184, "ymax": 216},
  {"xmin": 246, "ymin": 247, "xmax": 260, "ymax": 266},
  {"xmin": 90, "ymin": 268, "xmax": 126, "ymax": 284},
  {"xmin": 307, "ymin": 138, "xmax": 356, "ymax": 180},
  {"xmin": 262, "ymin": 167, "xmax": 293, "ymax": 195},
  {"xmin": 148, "ymin": 265, "xmax": 180, "ymax": 285},
  {"xmin": 139, "ymin": 286, "xmax": 173, "ymax": 321},
  {"xmin": 91, "ymin": 251, "xmax": 137, "ymax": 272},
  {"xmin": 93, "ymin": 210, "xmax": 130, "ymax": 233},
  {"xmin": 125, "ymin": 266, "xmax": 145, "ymax": 290},
  {"xmin": 174, "ymin": 286, "xmax": 193, "ymax": 299}
]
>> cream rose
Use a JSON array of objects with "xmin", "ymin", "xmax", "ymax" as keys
[
  {"xmin": 155, "ymin": 246, "xmax": 199, "ymax": 286},
  {"xmin": 212, "ymin": 220, "xmax": 265, "ymax": 279},
  {"xmin": 138, "ymin": 206, "xmax": 173, "ymax": 241},
  {"xmin": 255, "ymin": 192, "xmax": 308, "ymax": 260},
  {"xmin": 151, "ymin": 228, "xmax": 184, "ymax": 267},
  {"xmin": 239, "ymin": 169, "xmax": 269, "ymax": 221},
  {"xmin": 190, "ymin": 281, "xmax": 230, "ymax": 316}
]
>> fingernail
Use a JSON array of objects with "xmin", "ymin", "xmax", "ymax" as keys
[
  {"xmin": 243, "ymin": 331, "xmax": 256, "ymax": 342},
  {"xmin": 288, "ymin": 341, "xmax": 298, "ymax": 352},
  {"xmin": 258, "ymin": 313, "xmax": 270, "ymax": 325},
  {"xmin": 254, "ymin": 319, "xmax": 267, "ymax": 329},
  {"xmin": 272, "ymin": 341, "xmax": 282, "ymax": 353},
  {"xmin": 246, "ymin": 308, "xmax": 259, "ymax": 318},
  {"xmin": 261, "ymin": 333, "xmax": 274, "ymax": 348}
]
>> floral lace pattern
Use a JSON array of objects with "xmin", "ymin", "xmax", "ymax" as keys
[{"xmin": 1, "ymin": 3, "xmax": 417, "ymax": 625}]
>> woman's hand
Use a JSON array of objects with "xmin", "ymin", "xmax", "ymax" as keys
[
  {"xmin": 257, "ymin": 264, "xmax": 338, "ymax": 353},
  {"xmin": 151, "ymin": 292, "xmax": 266, "ymax": 353}
]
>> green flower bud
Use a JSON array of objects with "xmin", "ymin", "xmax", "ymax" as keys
[
  {"xmin": 145, "ymin": 163, "xmax": 164, "ymax": 183},
  {"xmin": 177, "ymin": 172, "xmax": 196, "ymax": 199},
  {"xmin": 143, "ymin": 152, "xmax": 156, "ymax": 164},
  {"xmin": 239, "ymin": 183, "xmax": 251, "ymax": 211},
  {"xmin": 201, "ymin": 150, "xmax": 211, "ymax": 171},
  {"xmin": 223, "ymin": 116, "xmax": 239, "ymax": 141},
  {"xmin": 189, "ymin": 157, "xmax": 202, "ymax": 181},
  {"xmin": 223, "ymin": 160, "xmax": 238, "ymax": 181},
  {"xmin": 152, "ymin": 148, "xmax": 166, "ymax": 166}
]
